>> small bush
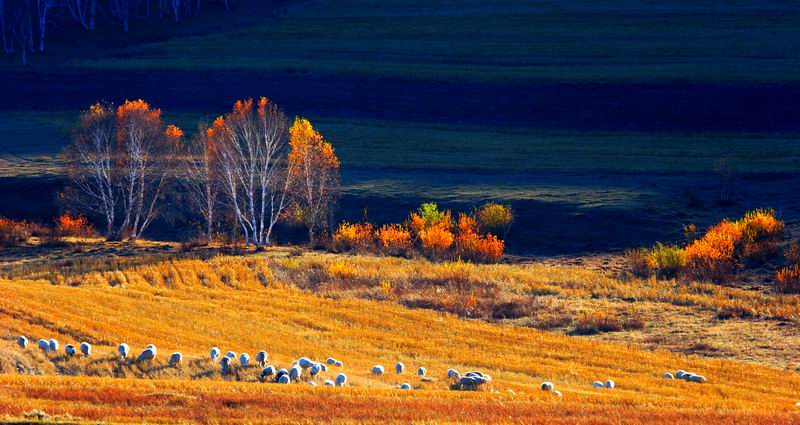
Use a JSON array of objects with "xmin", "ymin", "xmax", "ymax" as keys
[
  {"xmin": 650, "ymin": 243, "xmax": 685, "ymax": 279},
  {"xmin": 0, "ymin": 217, "xmax": 32, "ymax": 247},
  {"xmin": 332, "ymin": 222, "xmax": 374, "ymax": 252},
  {"xmin": 684, "ymin": 220, "xmax": 742, "ymax": 283},
  {"xmin": 738, "ymin": 209, "xmax": 784, "ymax": 262},
  {"xmin": 375, "ymin": 224, "xmax": 412, "ymax": 255},
  {"xmin": 775, "ymin": 242, "xmax": 800, "ymax": 294},
  {"xmin": 475, "ymin": 202, "xmax": 513, "ymax": 237},
  {"xmin": 625, "ymin": 248, "xmax": 655, "ymax": 278},
  {"xmin": 574, "ymin": 311, "xmax": 624, "ymax": 334},
  {"xmin": 409, "ymin": 202, "xmax": 452, "ymax": 234},
  {"xmin": 56, "ymin": 213, "xmax": 96, "ymax": 238},
  {"xmin": 418, "ymin": 223, "xmax": 454, "ymax": 259}
]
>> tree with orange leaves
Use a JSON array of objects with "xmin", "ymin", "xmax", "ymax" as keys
[
  {"xmin": 213, "ymin": 98, "xmax": 292, "ymax": 246},
  {"xmin": 65, "ymin": 99, "xmax": 180, "ymax": 240},
  {"xmin": 287, "ymin": 117, "xmax": 341, "ymax": 244}
]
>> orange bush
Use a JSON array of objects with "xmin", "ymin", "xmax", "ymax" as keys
[
  {"xmin": 684, "ymin": 220, "xmax": 741, "ymax": 283},
  {"xmin": 0, "ymin": 217, "xmax": 32, "ymax": 247},
  {"xmin": 738, "ymin": 209, "xmax": 784, "ymax": 261},
  {"xmin": 475, "ymin": 202, "xmax": 513, "ymax": 236},
  {"xmin": 332, "ymin": 222, "xmax": 374, "ymax": 251},
  {"xmin": 56, "ymin": 214, "xmax": 96, "ymax": 238},
  {"xmin": 454, "ymin": 213, "xmax": 504, "ymax": 263},
  {"xmin": 775, "ymin": 242, "xmax": 800, "ymax": 294},
  {"xmin": 474, "ymin": 234, "xmax": 505, "ymax": 263},
  {"xmin": 418, "ymin": 223, "xmax": 454, "ymax": 259},
  {"xmin": 375, "ymin": 224, "xmax": 412, "ymax": 255}
]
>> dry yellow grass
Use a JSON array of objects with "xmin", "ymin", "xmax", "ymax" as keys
[{"xmin": 0, "ymin": 250, "xmax": 799, "ymax": 423}]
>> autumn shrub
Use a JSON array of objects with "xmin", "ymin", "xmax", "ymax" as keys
[
  {"xmin": 573, "ymin": 309, "xmax": 644, "ymax": 335},
  {"xmin": 650, "ymin": 243, "xmax": 685, "ymax": 279},
  {"xmin": 55, "ymin": 214, "xmax": 96, "ymax": 238},
  {"xmin": 332, "ymin": 222, "xmax": 374, "ymax": 252},
  {"xmin": 409, "ymin": 202, "xmax": 453, "ymax": 234},
  {"xmin": 625, "ymin": 248, "xmax": 655, "ymax": 278},
  {"xmin": 775, "ymin": 242, "xmax": 800, "ymax": 294},
  {"xmin": 418, "ymin": 223, "xmax": 455, "ymax": 259},
  {"xmin": 455, "ymin": 213, "xmax": 505, "ymax": 263},
  {"xmin": 737, "ymin": 209, "xmax": 784, "ymax": 262},
  {"xmin": 684, "ymin": 220, "xmax": 742, "ymax": 283},
  {"xmin": 0, "ymin": 217, "xmax": 32, "ymax": 247},
  {"xmin": 475, "ymin": 202, "xmax": 513, "ymax": 237},
  {"xmin": 375, "ymin": 224, "xmax": 412, "ymax": 255}
]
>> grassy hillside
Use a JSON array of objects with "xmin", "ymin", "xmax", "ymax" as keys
[{"xmin": 0, "ymin": 248, "xmax": 799, "ymax": 423}]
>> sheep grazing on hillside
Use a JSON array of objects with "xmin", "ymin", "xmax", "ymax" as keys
[
  {"xmin": 324, "ymin": 380, "xmax": 335, "ymax": 386},
  {"xmin": 417, "ymin": 367, "xmax": 427, "ymax": 376},
  {"xmin": 688, "ymin": 375, "xmax": 707, "ymax": 383},
  {"xmin": 240, "ymin": 353, "xmax": 250, "ymax": 368},
  {"xmin": 399, "ymin": 383, "xmax": 411, "ymax": 390},
  {"xmin": 334, "ymin": 360, "xmax": 343, "ymax": 367},
  {"xmin": 277, "ymin": 374, "xmax": 291, "ymax": 384},
  {"xmin": 48, "ymin": 339, "xmax": 59, "ymax": 352},
  {"xmin": 552, "ymin": 390, "xmax": 563, "ymax": 397},
  {"xmin": 290, "ymin": 365, "xmax": 303, "ymax": 382},
  {"xmin": 395, "ymin": 362, "xmax": 405, "ymax": 374},
  {"xmin": 325, "ymin": 357, "xmax": 337, "ymax": 365},
  {"xmin": 593, "ymin": 381, "xmax": 604, "ymax": 389},
  {"xmin": 675, "ymin": 370, "xmax": 687, "ymax": 379},
  {"xmin": 225, "ymin": 351, "xmax": 236, "ymax": 360},
  {"xmin": 138, "ymin": 347, "xmax": 156, "ymax": 362},
  {"xmin": 371, "ymin": 365, "xmax": 385, "ymax": 376},
  {"xmin": 663, "ymin": 373, "xmax": 674, "ymax": 379},
  {"xmin": 335, "ymin": 373, "xmax": 347, "ymax": 387},
  {"xmin": 455, "ymin": 372, "xmax": 491, "ymax": 390},
  {"xmin": 310, "ymin": 363, "xmax": 322, "ymax": 378},
  {"xmin": 604, "ymin": 380, "xmax": 615, "ymax": 389},
  {"xmin": 65, "ymin": 344, "xmax": 76, "ymax": 357},
  {"xmin": 169, "ymin": 352, "xmax": 183, "ymax": 365},
  {"xmin": 37, "ymin": 339, "xmax": 49, "ymax": 352},
  {"xmin": 275, "ymin": 368, "xmax": 289, "ymax": 382},
  {"xmin": 17, "ymin": 336, "xmax": 28, "ymax": 349},
  {"xmin": 541, "ymin": 382, "xmax": 555, "ymax": 391},
  {"xmin": 298, "ymin": 357, "xmax": 314, "ymax": 369},
  {"xmin": 307, "ymin": 381, "xmax": 317, "ymax": 387},
  {"xmin": 260, "ymin": 365, "xmax": 276, "ymax": 380},
  {"xmin": 146, "ymin": 344, "xmax": 157, "ymax": 357},
  {"xmin": 255, "ymin": 351, "xmax": 268, "ymax": 366},
  {"xmin": 118, "ymin": 343, "xmax": 130, "ymax": 358},
  {"xmin": 80, "ymin": 342, "xmax": 92, "ymax": 357},
  {"xmin": 210, "ymin": 347, "xmax": 221, "ymax": 362},
  {"xmin": 447, "ymin": 369, "xmax": 461, "ymax": 381},
  {"xmin": 220, "ymin": 357, "xmax": 232, "ymax": 374}
]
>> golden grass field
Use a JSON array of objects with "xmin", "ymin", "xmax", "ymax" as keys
[{"xmin": 1, "ymin": 246, "xmax": 799, "ymax": 423}]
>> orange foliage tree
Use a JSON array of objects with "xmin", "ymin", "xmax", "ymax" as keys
[
  {"xmin": 333, "ymin": 222, "xmax": 375, "ymax": 252},
  {"xmin": 684, "ymin": 220, "xmax": 742, "ymax": 282},
  {"xmin": 55, "ymin": 213, "xmax": 96, "ymax": 238},
  {"xmin": 376, "ymin": 224, "xmax": 412, "ymax": 256},
  {"xmin": 287, "ymin": 117, "xmax": 341, "ymax": 244}
]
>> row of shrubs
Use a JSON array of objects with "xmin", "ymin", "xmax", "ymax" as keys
[
  {"xmin": 0, "ymin": 214, "xmax": 96, "ymax": 247},
  {"xmin": 626, "ymin": 209, "xmax": 791, "ymax": 288},
  {"xmin": 331, "ymin": 202, "xmax": 512, "ymax": 263}
]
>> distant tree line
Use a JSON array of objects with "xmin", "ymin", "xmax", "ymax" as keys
[
  {"xmin": 64, "ymin": 98, "xmax": 341, "ymax": 246},
  {"xmin": 1, "ymin": 0, "xmax": 233, "ymax": 65}
]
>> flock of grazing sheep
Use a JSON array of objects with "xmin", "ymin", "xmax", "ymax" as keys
[{"xmin": 15, "ymin": 335, "xmax": 707, "ymax": 393}]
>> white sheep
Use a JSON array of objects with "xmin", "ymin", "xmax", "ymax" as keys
[
  {"xmin": 675, "ymin": 370, "xmax": 687, "ymax": 379},
  {"xmin": 17, "ymin": 336, "xmax": 28, "ymax": 349},
  {"xmin": 399, "ymin": 383, "xmax": 411, "ymax": 390},
  {"xmin": 298, "ymin": 357, "xmax": 314, "ymax": 369},
  {"xmin": 240, "ymin": 353, "xmax": 250, "ymax": 367},
  {"xmin": 118, "ymin": 343, "xmax": 129, "ymax": 358},
  {"xmin": 541, "ymin": 382, "xmax": 555, "ymax": 391},
  {"xmin": 604, "ymin": 380, "xmax": 615, "ymax": 389},
  {"xmin": 334, "ymin": 360, "xmax": 343, "ymax": 367},
  {"xmin": 663, "ymin": 373, "xmax": 674, "ymax": 379},
  {"xmin": 372, "ymin": 365, "xmax": 385, "ymax": 376},
  {"xmin": 225, "ymin": 351, "xmax": 236, "ymax": 360},
  {"xmin": 138, "ymin": 347, "xmax": 156, "ymax": 362},
  {"xmin": 255, "ymin": 351, "xmax": 268, "ymax": 366},
  {"xmin": 210, "ymin": 347, "xmax": 221, "ymax": 362},
  {"xmin": 260, "ymin": 365, "xmax": 276, "ymax": 380},
  {"xmin": 48, "ymin": 339, "xmax": 59, "ymax": 352},
  {"xmin": 277, "ymin": 374, "xmax": 291, "ymax": 384},
  {"xmin": 146, "ymin": 344, "xmax": 157, "ymax": 357},
  {"xmin": 552, "ymin": 390, "xmax": 563, "ymax": 397},
  {"xmin": 395, "ymin": 362, "xmax": 405, "ymax": 374},
  {"xmin": 689, "ymin": 375, "xmax": 707, "ymax": 383},
  {"xmin": 335, "ymin": 373, "xmax": 347, "ymax": 386},
  {"xmin": 592, "ymin": 381, "xmax": 604, "ymax": 389},
  {"xmin": 417, "ymin": 367, "xmax": 427, "ymax": 376},
  {"xmin": 37, "ymin": 339, "xmax": 49, "ymax": 352},
  {"xmin": 65, "ymin": 344, "xmax": 76, "ymax": 357},
  {"xmin": 447, "ymin": 369, "xmax": 461, "ymax": 381},
  {"xmin": 307, "ymin": 381, "xmax": 317, "ymax": 387},
  {"xmin": 325, "ymin": 357, "xmax": 337, "ymax": 365},
  {"xmin": 220, "ymin": 357, "xmax": 232, "ymax": 374},
  {"xmin": 80, "ymin": 342, "xmax": 91, "ymax": 357},
  {"xmin": 310, "ymin": 363, "xmax": 322, "ymax": 378},
  {"xmin": 324, "ymin": 380, "xmax": 335, "ymax": 386},
  {"xmin": 169, "ymin": 352, "xmax": 183, "ymax": 365},
  {"xmin": 290, "ymin": 365, "xmax": 303, "ymax": 382}
]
